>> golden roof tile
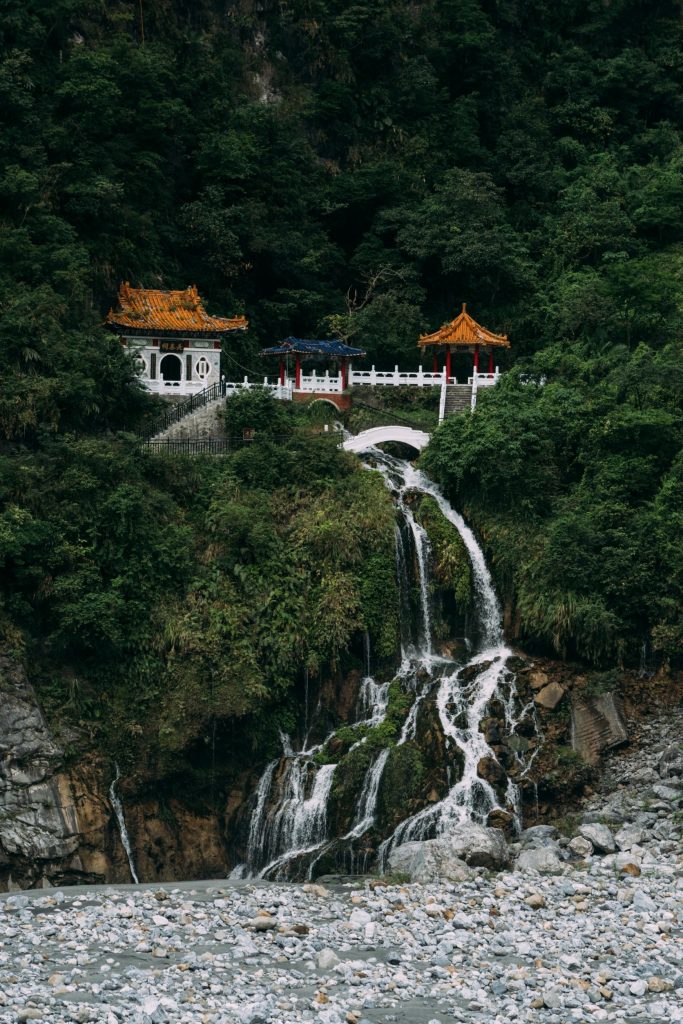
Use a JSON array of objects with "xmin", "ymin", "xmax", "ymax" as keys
[
  {"xmin": 419, "ymin": 303, "xmax": 509, "ymax": 349},
  {"xmin": 106, "ymin": 283, "xmax": 248, "ymax": 334}
]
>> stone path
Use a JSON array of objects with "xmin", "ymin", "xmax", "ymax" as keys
[{"xmin": 0, "ymin": 709, "xmax": 680, "ymax": 1024}]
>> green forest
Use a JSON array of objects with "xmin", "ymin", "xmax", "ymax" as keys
[{"xmin": 1, "ymin": 0, "xmax": 682, "ymax": 769}]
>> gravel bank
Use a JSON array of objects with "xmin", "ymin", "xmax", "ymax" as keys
[{"xmin": 0, "ymin": 710, "xmax": 680, "ymax": 1024}]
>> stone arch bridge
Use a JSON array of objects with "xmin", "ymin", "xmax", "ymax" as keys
[{"xmin": 342, "ymin": 426, "xmax": 431, "ymax": 453}]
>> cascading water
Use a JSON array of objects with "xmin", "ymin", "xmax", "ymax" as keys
[
  {"xmin": 239, "ymin": 449, "xmax": 531, "ymax": 879},
  {"xmin": 109, "ymin": 763, "xmax": 139, "ymax": 884},
  {"xmin": 345, "ymin": 748, "xmax": 391, "ymax": 840}
]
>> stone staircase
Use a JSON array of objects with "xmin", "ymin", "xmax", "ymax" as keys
[
  {"xmin": 443, "ymin": 384, "xmax": 473, "ymax": 418},
  {"xmin": 151, "ymin": 397, "xmax": 226, "ymax": 442}
]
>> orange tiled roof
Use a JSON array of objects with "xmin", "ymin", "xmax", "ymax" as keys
[
  {"xmin": 419, "ymin": 303, "xmax": 509, "ymax": 349},
  {"xmin": 106, "ymin": 283, "xmax": 248, "ymax": 334}
]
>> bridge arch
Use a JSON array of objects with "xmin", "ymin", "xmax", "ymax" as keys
[
  {"xmin": 342, "ymin": 425, "xmax": 431, "ymax": 454},
  {"xmin": 309, "ymin": 397, "xmax": 340, "ymax": 411}
]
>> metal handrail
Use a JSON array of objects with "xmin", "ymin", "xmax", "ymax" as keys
[
  {"xmin": 144, "ymin": 433, "xmax": 340, "ymax": 456},
  {"xmin": 140, "ymin": 381, "xmax": 223, "ymax": 441}
]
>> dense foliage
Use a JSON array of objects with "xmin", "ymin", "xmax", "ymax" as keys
[
  {"xmin": 423, "ymin": 343, "xmax": 683, "ymax": 666},
  {"xmin": 0, "ymin": 412, "xmax": 398, "ymax": 776},
  {"xmin": 2, "ymin": 0, "xmax": 683, "ymax": 438},
  {"xmin": 1, "ymin": 0, "xmax": 682, "ymax": 745}
]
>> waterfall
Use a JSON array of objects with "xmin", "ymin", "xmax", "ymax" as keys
[
  {"xmin": 239, "ymin": 449, "xmax": 530, "ymax": 880},
  {"xmin": 109, "ymin": 763, "xmax": 139, "ymax": 884},
  {"xmin": 245, "ymin": 760, "xmax": 276, "ymax": 867},
  {"xmin": 345, "ymin": 748, "xmax": 391, "ymax": 839},
  {"xmin": 357, "ymin": 676, "xmax": 390, "ymax": 725},
  {"xmin": 405, "ymin": 509, "xmax": 433, "ymax": 658},
  {"xmin": 254, "ymin": 762, "xmax": 336, "ymax": 879}
]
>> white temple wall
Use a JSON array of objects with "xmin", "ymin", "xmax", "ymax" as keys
[{"xmin": 122, "ymin": 337, "xmax": 221, "ymax": 396}]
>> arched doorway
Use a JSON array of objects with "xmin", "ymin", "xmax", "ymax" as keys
[{"xmin": 160, "ymin": 353, "xmax": 182, "ymax": 383}]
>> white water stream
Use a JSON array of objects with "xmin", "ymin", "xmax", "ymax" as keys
[
  {"xmin": 109, "ymin": 763, "xmax": 139, "ymax": 884},
  {"xmin": 238, "ymin": 450, "xmax": 528, "ymax": 879}
]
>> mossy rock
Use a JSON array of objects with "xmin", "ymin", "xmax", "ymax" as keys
[
  {"xmin": 415, "ymin": 495, "xmax": 473, "ymax": 615},
  {"xmin": 377, "ymin": 743, "xmax": 425, "ymax": 829},
  {"xmin": 326, "ymin": 742, "xmax": 374, "ymax": 834}
]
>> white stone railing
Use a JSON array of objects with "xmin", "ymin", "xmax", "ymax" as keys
[
  {"xmin": 348, "ymin": 365, "xmax": 447, "ymax": 387},
  {"xmin": 298, "ymin": 371, "xmax": 343, "ymax": 393},
  {"xmin": 145, "ymin": 366, "xmax": 501, "ymax": 402},
  {"xmin": 438, "ymin": 374, "xmax": 448, "ymax": 424},
  {"xmin": 224, "ymin": 377, "xmax": 293, "ymax": 400},
  {"xmin": 469, "ymin": 368, "xmax": 500, "ymax": 410},
  {"xmin": 146, "ymin": 379, "xmax": 209, "ymax": 395},
  {"xmin": 146, "ymin": 377, "xmax": 294, "ymax": 400},
  {"xmin": 467, "ymin": 369, "xmax": 500, "ymax": 387}
]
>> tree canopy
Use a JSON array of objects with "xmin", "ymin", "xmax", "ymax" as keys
[{"xmin": 1, "ymin": 0, "xmax": 682, "ymax": 762}]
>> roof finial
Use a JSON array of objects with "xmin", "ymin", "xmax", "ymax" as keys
[{"xmin": 462, "ymin": 302, "xmax": 467, "ymax": 313}]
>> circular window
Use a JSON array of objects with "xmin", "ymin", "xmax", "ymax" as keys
[
  {"xmin": 133, "ymin": 355, "xmax": 147, "ymax": 375},
  {"xmin": 196, "ymin": 357, "xmax": 211, "ymax": 380}
]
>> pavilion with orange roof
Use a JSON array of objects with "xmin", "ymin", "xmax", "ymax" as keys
[
  {"xmin": 418, "ymin": 303, "xmax": 509, "ymax": 381},
  {"xmin": 106, "ymin": 283, "xmax": 247, "ymax": 396}
]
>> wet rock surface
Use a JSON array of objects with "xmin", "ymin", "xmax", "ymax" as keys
[
  {"xmin": 0, "ymin": 656, "xmax": 81, "ymax": 884},
  {"xmin": 0, "ymin": 709, "xmax": 680, "ymax": 1023}
]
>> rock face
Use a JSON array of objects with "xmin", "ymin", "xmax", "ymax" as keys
[
  {"xmin": 0, "ymin": 655, "xmax": 234, "ymax": 890},
  {"xmin": 571, "ymin": 691, "xmax": 628, "ymax": 766},
  {"xmin": 0, "ymin": 655, "xmax": 81, "ymax": 887},
  {"xmin": 387, "ymin": 840, "xmax": 472, "ymax": 883}
]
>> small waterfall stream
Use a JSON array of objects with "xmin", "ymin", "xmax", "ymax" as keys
[
  {"xmin": 238, "ymin": 451, "xmax": 530, "ymax": 879},
  {"xmin": 109, "ymin": 763, "xmax": 139, "ymax": 884}
]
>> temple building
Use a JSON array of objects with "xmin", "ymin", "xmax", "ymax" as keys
[
  {"xmin": 418, "ymin": 303, "xmax": 509, "ymax": 380},
  {"xmin": 106, "ymin": 283, "xmax": 247, "ymax": 396}
]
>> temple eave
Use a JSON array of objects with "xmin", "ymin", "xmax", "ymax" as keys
[
  {"xmin": 107, "ymin": 323, "xmax": 246, "ymax": 339},
  {"xmin": 418, "ymin": 334, "xmax": 509, "ymax": 348}
]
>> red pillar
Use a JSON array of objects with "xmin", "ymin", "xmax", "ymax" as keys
[
  {"xmin": 446, "ymin": 347, "xmax": 452, "ymax": 380},
  {"xmin": 279, "ymin": 358, "xmax": 285, "ymax": 386},
  {"xmin": 432, "ymin": 349, "xmax": 439, "ymax": 373},
  {"xmin": 473, "ymin": 344, "xmax": 480, "ymax": 373},
  {"xmin": 488, "ymin": 349, "xmax": 494, "ymax": 374},
  {"xmin": 341, "ymin": 357, "xmax": 347, "ymax": 390},
  {"xmin": 295, "ymin": 354, "xmax": 301, "ymax": 389}
]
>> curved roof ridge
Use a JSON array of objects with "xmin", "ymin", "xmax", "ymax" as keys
[{"xmin": 419, "ymin": 303, "xmax": 509, "ymax": 348}]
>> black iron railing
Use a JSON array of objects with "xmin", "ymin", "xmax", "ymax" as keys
[
  {"xmin": 140, "ymin": 381, "xmax": 224, "ymax": 441},
  {"xmin": 145, "ymin": 437, "xmax": 232, "ymax": 456},
  {"xmin": 145, "ymin": 434, "xmax": 340, "ymax": 456}
]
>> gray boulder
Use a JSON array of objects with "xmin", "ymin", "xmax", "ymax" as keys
[
  {"xmin": 515, "ymin": 847, "xmax": 564, "ymax": 875},
  {"xmin": 534, "ymin": 683, "xmax": 566, "ymax": 710},
  {"xmin": 652, "ymin": 783, "xmax": 681, "ymax": 802},
  {"xmin": 568, "ymin": 835, "xmax": 593, "ymax": 858},
  {"xmin": 520, "ymin": 825, "xmax": 560, "ymax": 849},
  {"xmin": 614, "ymin": 825, "xmax": 644, "ymax": 851},
  {"xmin": 387, "ymin": 840, "xmax": 472, "ymax": 884},
  {"xmin": 443, "ymin": 823, "xmax": 510, "ymax": 869},
  {"xmin": 658, "ymin": 745, "xmax": 683, "ymax": 780},
  {"xmin": 578, "ymin": 823, "xmax": 616, "ymax": 854}
]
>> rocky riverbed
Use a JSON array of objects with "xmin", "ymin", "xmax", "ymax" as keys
[{"xmin": 0, "ymin": 710, "xmax": 681, "ymax": 1024}]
